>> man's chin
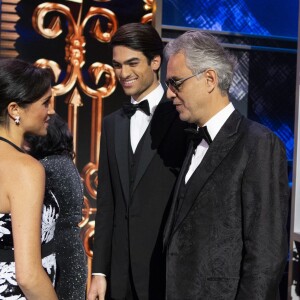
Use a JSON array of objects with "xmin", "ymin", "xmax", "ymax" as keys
[
  {"xmin": 122, "ymin": 86, "xmax": 135, "ymax": 96},
  {"xmin": 178, "ymin": 112, "xmax": 191, "ymax": 123}
]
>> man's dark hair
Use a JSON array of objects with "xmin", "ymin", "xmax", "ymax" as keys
[{"xmin": 111, "ymin": 23, "xmax": 163, "ymax": 66}]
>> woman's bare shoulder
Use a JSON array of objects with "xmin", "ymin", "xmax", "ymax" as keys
[
  {"xmin": 1, "ymin": 151, "xmax": 45, "ymax": 184},
  {"xmin": 0, "ymin": 151, "xmax": 45, "ymax": 211}
]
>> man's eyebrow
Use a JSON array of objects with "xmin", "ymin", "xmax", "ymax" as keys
[
  {"xmin": 168, "ymin": 76, "xmax": 181, "ymax": 81},
  {"xmin": 112, "ymin": 57, "xmax": 140, "ymax": 65}
]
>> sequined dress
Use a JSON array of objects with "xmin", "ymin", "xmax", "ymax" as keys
[
  {"xmin": 0, "ymin": 190, "xmax": 59, "ymax": 299},
  {"xmin": 41, "ymin": 154, "xmax": 87, "ymax": 300}
]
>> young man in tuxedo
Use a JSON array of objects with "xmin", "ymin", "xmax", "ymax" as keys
[
  {"xmin": 163, "ymin": 30, "xmax": 289, "ymax": 299},
  {"xmin": 87, "ymin": 23, "xmax": 186, "ymax": 300}
]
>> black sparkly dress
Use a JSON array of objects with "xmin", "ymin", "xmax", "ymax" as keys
[{"xmin": 41, "ymin": 154, "xmax": 87, "ymax": 300}]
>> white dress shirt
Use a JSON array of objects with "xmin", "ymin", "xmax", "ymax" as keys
[
  {"xmin": 185, "ymin": 102, "xmax": 235, "ymax": 183},
  {"xmin": 130, "ymin": 84, "xmax": 164, "ymax": 152}
]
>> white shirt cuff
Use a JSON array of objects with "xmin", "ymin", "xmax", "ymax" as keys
[{"xmin": 92, "ymin": 273, "xmax": 106, "ymax": 277}]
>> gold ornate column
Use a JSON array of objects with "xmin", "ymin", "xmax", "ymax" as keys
[{"xmin": 30, "ymin": 0, "xmax": 154, "ymax": 291}]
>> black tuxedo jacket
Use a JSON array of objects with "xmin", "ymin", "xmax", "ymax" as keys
[
  {"xmin": 164, "ymin": 110, "xmax": 289, "ymax": 300},
  {"xmin": 92, "ymin": 97, "xmax": 187, "ymax": 299}
]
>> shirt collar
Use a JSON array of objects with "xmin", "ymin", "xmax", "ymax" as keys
[
  {"xmin": 203, "ymin": 102, "xmax": 235, "ymax": 141},
  {"xmin": 131, "ymin": 83, "xmax": 164, "ymax": 115}
]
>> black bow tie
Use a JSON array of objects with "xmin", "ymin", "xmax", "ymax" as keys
[
  {"xmin": 123, "ymin": 100, "xmax": 150, "ymax": 118},
  {"xmin": 185, "ymin": 126, "xmax": 212, "ymax": 149}
]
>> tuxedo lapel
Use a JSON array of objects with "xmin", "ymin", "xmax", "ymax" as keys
[
  {"xmin": 172, "ymin": 110, "xmax": 244, "ymax": 234},
  {"xmin": 132, "ymin": 97, "xmax": 178, "ymax": 193},
  {"xmin": 132, "ymin": 125, "xmax": 156, "ymax": 192},
  {"xmin": 115, "ymin": 110, "xmax": 130, "ymax": 204}
]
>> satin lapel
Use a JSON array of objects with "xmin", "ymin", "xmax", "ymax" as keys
[
  {"xmin": 173, "ymin": 110, "xmax": 244, "ymax": 233},
  {"xmin": 115, "ymin": 111, "xmax": 130, "ymax": 204},
  {"xmin": 132, "ymin": 97, "xmax": 177, "ymax": 193},
  {"xmin": 163, "ymin": 141, "xmax": 194, "ymax": 248}
]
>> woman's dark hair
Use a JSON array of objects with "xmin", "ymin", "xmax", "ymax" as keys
[
  {"xmin": 0, "ymin": 58, "xmax": 52, "ymax": 125},
  {"xmin": 25, "ymin": 114, "xmax": 74, "ymax": 160},
  {"xmin": 111, "ymin": 22, "xmax": 163, "ymax": 70}
]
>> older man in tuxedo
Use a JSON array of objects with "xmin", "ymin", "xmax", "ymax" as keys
[{"xmin": 163, "ymin": 30, "xmax": 289, "ymax": 299}]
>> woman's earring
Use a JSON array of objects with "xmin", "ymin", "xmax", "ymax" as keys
[{"xmin": 14, "ymin": 116, "xmax": 20, "ymax": 125}]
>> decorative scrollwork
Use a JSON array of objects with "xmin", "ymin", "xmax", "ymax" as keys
[
  {"xmin": 81, "ymin": 162, "xmax": 98, "ymax": 200},
  {"xmin": 83, "ymin": 221, "xmax": 95, "ymax": 258},
  {"xmin": 32, "ymin": 2, "xmax": 117, "ymax": 169},
  {"xmin": 141, "ymin": 0, "xmax": 153, "ymax": 23},
  {"xmin": 143, "ymin": 0, "xmax": 153, "ymax": 11},
  {"xmin": 82, "ymin": 7, "xmax": 117, "ymax": 43},
  {"xmin": 32, "ymin": 2, "xmax": 117, "ymax": 97},
  {"xmin": 141, "ymin": 13, "xmax": 152, "ymax": 24}
]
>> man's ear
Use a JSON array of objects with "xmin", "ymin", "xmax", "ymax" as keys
[
  {"xmin": 7, "ymin": 102, "xmax": 21, "ymax": 121},
  {"xmin": 151, "ymin": 55, "xmax": 162, "ymax": 71},
  {"xmin": 205, "ymin": 69, "xmax": 218, "ymax": 93}
]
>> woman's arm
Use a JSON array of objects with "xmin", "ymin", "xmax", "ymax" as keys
[{"xmin": 9, "ymin": 155, "xmax": 58, "ymax": 300}]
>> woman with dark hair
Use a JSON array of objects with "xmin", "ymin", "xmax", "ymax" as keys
[
  {"xmin": 0, "ymin": 58, "xmax": 58, "ymax": 299},
  {"xmin": 26, "ymin": 113, "xmax": 87, "ymax": 300}
]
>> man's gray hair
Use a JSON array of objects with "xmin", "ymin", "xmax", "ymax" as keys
[{"xmin": 164, "ymin": 30, "xmax": 237, "ymax": 93}]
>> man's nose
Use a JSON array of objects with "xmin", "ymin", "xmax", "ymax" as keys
[
  {"xmin": 120, "ymin": 65, "xmax": 131, "ymax": 78},
  {"xmin": 166, "ymin": 86, "xmax": 177, "ymax": 100}
]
